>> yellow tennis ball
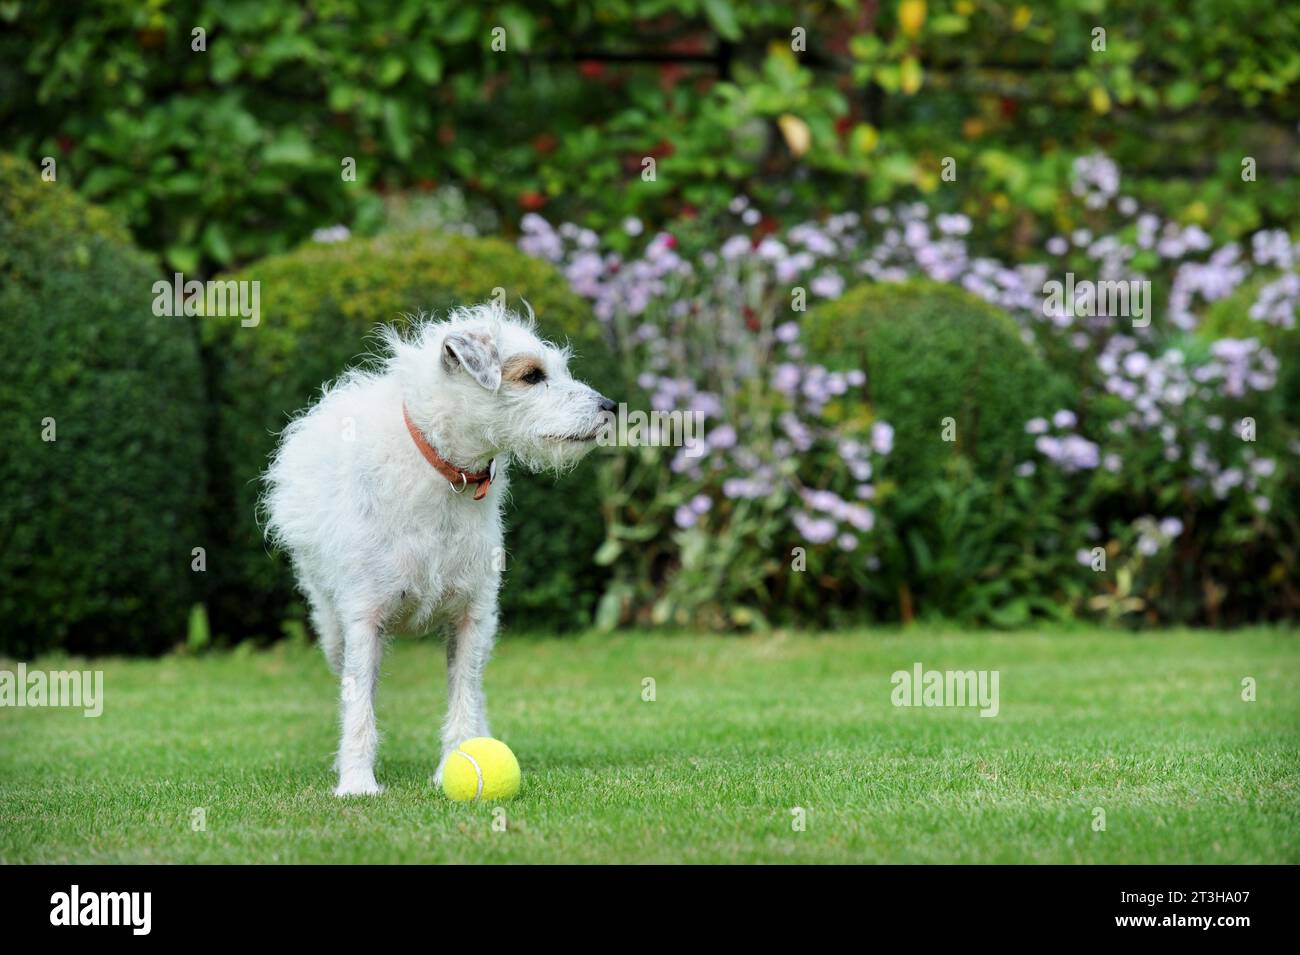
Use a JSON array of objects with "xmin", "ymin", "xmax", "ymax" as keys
[{"xmin": 442, "ymin": 737, "xmax": 521, "ymax": 802}]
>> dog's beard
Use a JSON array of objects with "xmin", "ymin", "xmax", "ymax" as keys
[{"xmin": 512, "ymin": 432, "xmax": 599, "ymax": 474}]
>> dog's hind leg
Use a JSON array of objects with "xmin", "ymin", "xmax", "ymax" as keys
[
  {"xmin": 333, "ymin": 612, "xmax": 386, "ymax": 796},
  {"xmin": 434, "ymin": 600, "xmax": 498, "ymax": 786},
  {"xmin": 303, "ymin": 581, "xmax": 344, "ymax": 676}
]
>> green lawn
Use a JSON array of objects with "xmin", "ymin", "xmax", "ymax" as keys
[{"xmin": 2, "ymin": 628, "xmax": 1297, "ymax": 863}]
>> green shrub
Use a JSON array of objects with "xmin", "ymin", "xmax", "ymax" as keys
[
  {"xmin": 200, "ymin": 230, "xmax": 618, "ymax": 641},
  {"xmin": 804, "ymin": 281, "xmax": 1063, "ymax": 486},
  {"xmin": 0, "ymin": 154, "xmax": 205, "ymax": 656},
  {"xmin": 803, "ymin": 281, "xmax": 1068, "ymax": 623}
]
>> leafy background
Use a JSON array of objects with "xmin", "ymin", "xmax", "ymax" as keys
[
  {"xmin": 1, "ymin": 0, "xmax": 1297, "ymax": 652},
  {"xmin": 4, "ymin": 1, "xmax": 1297, "ymax": 273}
]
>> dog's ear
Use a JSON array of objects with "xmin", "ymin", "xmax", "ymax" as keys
[{"xmin": 442, "ymin": 330, "xmax": 502, "ymax": 392}]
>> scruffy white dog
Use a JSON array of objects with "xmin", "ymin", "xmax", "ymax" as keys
[{"xmin": 262, "ymin": 304, "xmax": 614, "ymax": 796}]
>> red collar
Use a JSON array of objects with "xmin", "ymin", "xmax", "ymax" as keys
[{"xmin": 402, "ymin": 404, "xmax": 495, "ymax": 500}]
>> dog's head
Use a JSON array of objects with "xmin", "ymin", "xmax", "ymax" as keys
[{"xmin": 390, "ymin": 304, "xmax": 615, "ymax": 473}]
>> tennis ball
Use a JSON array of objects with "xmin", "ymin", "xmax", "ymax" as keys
[{"xmin": 441, "ymin": 737, "xmax": 521, "ymax": 802}]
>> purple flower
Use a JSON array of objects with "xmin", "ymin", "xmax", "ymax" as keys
[
  {"xmin": 810, "ymin": 271, "xmax": 846, "ymax": 299},
  {"xmin": 1036, "ymin": 434, "xmax": 1100, "ymax": 472},
  {"xmin": 720, "ymin": 235, "xmax": 752, "ymax": 260},
  {"xmin": 772, "ymin": 363, "xmax": 801, "ymax": 395},
  {"xmin": 708, "ymin": 424, "xmax": 737, "ymax": 450},
  {"xmin": 842, "ymin": 504, "xmax": 875, "ymax": 532},
  {"xmin": 936, "ymin": 213, "xmax": 972, "ymax": 236},
  {"xmin": 312, "ymin": 224, "xmax": 351, "ymax": 244},
  {"xmin": 1053, "ymin": 409, "xmax": 1078, "ymax": 429},
  {"xmin": 723, "ymin": 477, "xmax": 771, "ymax": 500},
  {"xmin": 804, "ymin": 489, "xmax": 841, "ymax": 513},
  {"xmin": 792, "ymin": 512, "xmax": 837, "ymax": 544},
  {"xmin": 1122, "ymin": 352, "xmax": 1151, "ymax": 376},
  {"xmin": 871, "ymin": 421, "xmax": 895, "ymax": 455},
  {"xmin": 1071, "ymin": 154, "xmax": 1120, "ymax": 208},
  {"xmin": 689, "ymin": 392, "xmax": 723, "ymax": 419}
]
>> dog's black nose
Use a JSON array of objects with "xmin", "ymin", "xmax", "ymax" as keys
[{"xmin": 597, "ymin": 396, "xmax": 617, "ymax": 414}]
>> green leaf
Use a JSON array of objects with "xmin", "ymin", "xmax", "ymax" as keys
[
  {"xmin": 164, "ymin": 244, "xmax": 200, "ymax": 274},
  {"xmin": 988, "ymin": 598, "xmax": 1030, "ymax": 628},
  {"xmin": 187, "ymin": 603, "xmax": 211, "ymax": 652},
  {"xmin": 201, "ymin": 222, "xmax": 233, "ymax": 265},
  {"xmin": 377, "ymin": 55, "xmax": 406, "ymax": 87},
  {"xmin": 594, "ymin": 539, "xmax": 622, "ymax": 565},
  {"xmin": 1166, "ymin": 79, "xmax": 1199, "ymax": 109},
  {"xmin": 439, "ymin": 8, "xmax": 480, "ymax": 43},
  {"xmin": 499, "ymin": 6, "xmax": 535, "ymax": 51},
  {"xmin": 210, "ymin": 44, "xmax": 242, "ymax": 84},
  {"xmin": 263, "ymin": 132, "xmax": 314, "ymax": 166},
  {"xmin": 908, "ymin": 529, "xmax": 933, "ymax": 573},
  {"xmin": 613, "ymin": 522, "xmax": 659, "ymax": 542},
  {"xmin": 328, "ymin": 85, "xmax": 359, "ymax": 112},
  {"xmin": 593, "ymin": 589, "xmax": 623, "ymax": 632},
  {"xmin": 411, "ymin": 47, "xmax": 443, "ymax": 84},
  {"xmin": 930, "ymin": 14, "xmax": 969, "ymax": 35},
  {"xmin": 79, "ymin": 166, "xmax": 130, "ymax": 198},
  {"xmin": 383, "ymin": 100, "xmax": 412, "ymax": 161},
  {"xmin": 702, "ymin": 0, "xmax": 742, "ymax": 41}
]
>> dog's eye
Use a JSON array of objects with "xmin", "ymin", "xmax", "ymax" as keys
[{"xmin": 521, "ymin": 367, "xmax": 547, "ymax": 386}]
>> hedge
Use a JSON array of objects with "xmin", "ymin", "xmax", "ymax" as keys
[
  {"xmin": 802, "ymin": 280, "xmax": 1067, "ymax": 622},
  {"xmin": 199, "ymin": 230, "xmax": 619, "ymax": 642},
  {"xmin": 804, "ymin": 280, "xmax": 1063, "ymax": 487},
  {"xmin": 0, "ymin": 154, "xmax": 206, "ymax": 656}
]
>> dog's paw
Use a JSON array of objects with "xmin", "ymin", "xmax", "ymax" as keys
[{"xmin": 333, "ymin": 773, "xmax": 384, "ymax": 797}]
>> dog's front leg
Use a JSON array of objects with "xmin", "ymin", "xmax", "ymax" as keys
[
  {"xmin": 334, "ymin": 616, "xmax": 386, "ymax": 796},
  {"xmin": 435, "ymin": 602, "xmax": 498, "ymax": 785}
]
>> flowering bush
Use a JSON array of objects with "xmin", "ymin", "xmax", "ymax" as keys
[
  {"xmin": 521, "ymin": 153, "xmax": 1298, "ymax": 627},
  {"xmin": 523, "ymin": 213, "xmax": 895, "ymax": 627},
  {"xmin": 1011, "ymin": 157, "xmax": 1298, "ymax": 624}
]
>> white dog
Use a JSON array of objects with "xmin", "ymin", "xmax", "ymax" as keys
[{"xmin": 262, "ymin": 304, "xmax": 614, "ymax": 796}]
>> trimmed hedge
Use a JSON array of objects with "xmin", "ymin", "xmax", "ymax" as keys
[
  {"xmin": 804, "ymin": 280, "xmax": 1063, "ymax": 486},
  {"xmin": 0, "ymin": 154, "xmax": 206, "ymax": 656},
  {"xmin": 200, "ymin": 230, "xmax": 619, "ymax": 641},
  {"xmin": 802, "ymin": 281, "xmax": 1067, "ymax": 622}
]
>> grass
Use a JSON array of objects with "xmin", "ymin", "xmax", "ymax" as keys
[{"xmin": 1, "ymin": 627, "xmax": 1297, "ymax": 863}]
